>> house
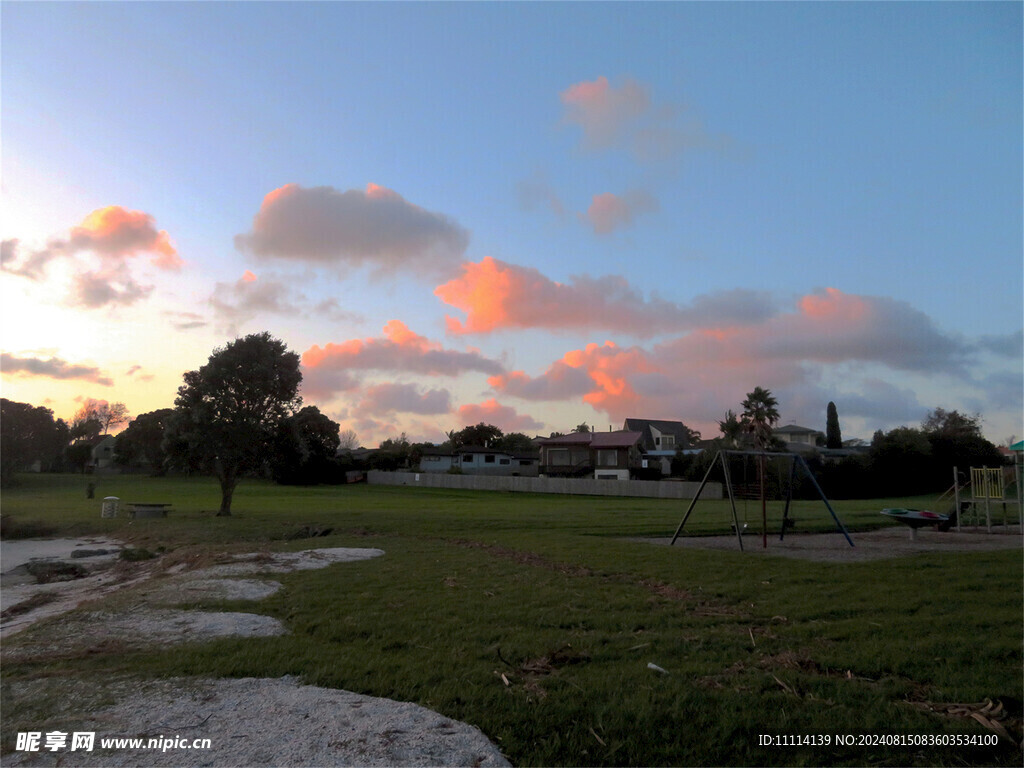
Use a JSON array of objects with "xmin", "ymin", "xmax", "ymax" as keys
[
  {"xmin": 773, "ymin": 424, "xmax": 822, "ymax": 453},
  {"xmin": 538, "ymin": 431, "xmax": 642, "ymax": 480},
  {"xmin": 418, "ymin": 446, "xmax": 539, "ymax": 476},
  {"xmin": 623, "ymin": 418, "xmax": 699, "ymax": 475},
  {"xmin": 90, "ymin": 435, "xmax": 118, "ymax": 470}
]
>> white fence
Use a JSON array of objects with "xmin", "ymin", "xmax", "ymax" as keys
[{"xmin": 367, "ymin": 471, "xmax": 721, "ymax": 500}]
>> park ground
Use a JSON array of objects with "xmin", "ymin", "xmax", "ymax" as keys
[{"xmin": 1, "ymin": 473, "xmax": 1022, "ymax": 766}]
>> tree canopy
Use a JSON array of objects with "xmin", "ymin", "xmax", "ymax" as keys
[
  {"xmin": 172, "ymin": 332, "xmax": 302, "ymax": 514},
  {"xmin": 115, "ymin": 408, "xmax": 175, "ymax": 475},
  {"xmin": 1, "ymin": 399, "xmax": 69, "ymax": 487},
  {"xmin": 826, "ymin": 401, "xmax": 842, "ymax": 449}
]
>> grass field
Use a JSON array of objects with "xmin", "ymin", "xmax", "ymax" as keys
[{"xmin": 2, "ymin": 473, "xmax": 1022, "ymax": 766}]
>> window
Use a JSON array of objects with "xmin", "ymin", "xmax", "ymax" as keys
[
  {"xmin": 597, "ymin": 449, "xmax": 618, "ymax": 467},
  {"xmin": 661, "ymin": 435, "xmax": 675, "ymax": 447},
  {"xmin": 485, "ymin": 454, "xmax": 496, "ymax": 463},
  {"xmin": 549, "ymin": 448, "xmax": 570, "ymax": 466},
  {"xmin": 500, "ymin": 458, "xmax": 510, "ymax": 465},
  {"xmin": 462, "ymin": 454, "xmax": 474, "ymax": 463}
]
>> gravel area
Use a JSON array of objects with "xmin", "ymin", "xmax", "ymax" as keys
[
  {"xmin": 644, "ymin": 524, "xmax": 1023, "ymax": 562},
  {"xmin": 3, "ymin": 676, "xmax": 511, "ymax": 767}
]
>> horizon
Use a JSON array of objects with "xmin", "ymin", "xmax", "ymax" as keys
[{"xmin": 2, "ymin": 2, "xmax": 1021, "ymax": 447}]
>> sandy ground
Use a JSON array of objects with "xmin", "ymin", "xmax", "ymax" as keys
[{"xmin": 644, "ymin": 523, "xmax": 1024, "ymax": 562}]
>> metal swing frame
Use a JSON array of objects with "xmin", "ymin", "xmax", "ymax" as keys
[{"xmin": 669, "ymin": 450, "xmax": 854, "ymax": 551}]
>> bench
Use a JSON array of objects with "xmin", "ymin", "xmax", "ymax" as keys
[{"xmin": 127, "ymin": 502, "xmax": 172, "ymax": 519}]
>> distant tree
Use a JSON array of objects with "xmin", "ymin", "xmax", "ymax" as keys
[
  {"xmin": 447, "ymin": 423, "xmax": 503, "ymax": 448},
  {"xmin": 573, "ymin": 423, "xmax": 591, "ymax": 433},
  {"xmin": 740, "ymin": 387, "xmax": 780, "ymax": 548},
  {"xmin": 921, "ymin": 408, "xmax": 983, "ymax": 440},
  {"xmin": 70, "ymin": 415, "xmax": 102, "ymax": 442},
  {"xmin": 921, "ymin": 407, "xmax": 1002, "ymax": 479},
  {"xmin": 115, "ymin": 408, "xmax": 175, "ymax": 475},
  {"xmin": 372, "ymin": 433, "xmax": 413, "ymax": 471},
  {"xmin": 271, "ymin": 406, "xmax": 341, "ymax": 484},
  {"xmin": 172, "ymin": 332, "xmax": 302, "ymax": 515},
  {"xmin": 495, "ymin": 432, "xmax": 536, "ymax": 454},
  {"xmin": 740, "ymin": 387, "xmax": 780, "ymax": 452},
  {"xmin": 73, "ymin": 398, "xmax": 130, "ymax": 435},
  {"xmin": 0, "ymin": 399, "xmax": 69, "ymax": 486},
  {"xmin": 338, "ymin": 428, "xmax": 359, "ymax": 452},
  {"xmin": 718, "ymin": 410, "xmax": 743, "ymax": 448},
  {"xmin": 678, "ymin": 423, "xmax": 702, "ymax": 447},
  {"xmin": 826, "ymin": 401, "xmax": 842, "ymax": 449},
  {"xmin": 868, "ymin": 426, "xmax": 934, "ymax": 496}
]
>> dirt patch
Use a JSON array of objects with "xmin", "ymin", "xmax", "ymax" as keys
[{"xmin": 641, "ymin": 525, "xmax": 1023, "ymax": 562}]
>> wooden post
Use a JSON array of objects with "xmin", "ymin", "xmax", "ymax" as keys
[{"xmin": 953, "ymin": 466, "xmax": 961, "ymax": 531}]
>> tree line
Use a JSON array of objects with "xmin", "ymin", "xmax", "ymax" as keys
[{"xmin": 2, "ymin": 333, "xmax": 1010, "ymax": 512}]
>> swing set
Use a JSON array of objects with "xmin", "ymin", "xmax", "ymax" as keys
[{"xmin": 670, "ymin": 450, "xmax": 854, "ymax": 551}]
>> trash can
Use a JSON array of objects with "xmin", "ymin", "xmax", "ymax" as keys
[{"xmin": 102, "ymin": 496, "xmax": 120, "ymax": 518}]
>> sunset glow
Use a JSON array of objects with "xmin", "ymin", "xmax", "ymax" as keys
[{"xmin": 1, "ymin": 3, "xmax": 1019, "ymax": 446}]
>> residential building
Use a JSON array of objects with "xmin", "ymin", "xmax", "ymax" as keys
[
  {"xmin": 773, "ymin": 424, "xmax": 823, "ymax": 452},
  {"xmin": 418, "ymin": 446, "xmax": 539, "ymax": 476},
  {"xmin": 538, "ymin": 431, "xmax": 642, "ymax": 480},
  {"xmin": 623, "ymin": 418, "xmax": 699, "ymax": 475}
]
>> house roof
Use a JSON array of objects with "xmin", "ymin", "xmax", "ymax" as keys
[
  {"xmin": 623, "ymin": 418, "xmax": 696, "ymax": 449},
  {"xmin": 774, "ymin": 424, "xmax": 821, "ymax": 435},
  {"xmin": 538, "ymin": 431, "xmax": 641, "ymax": 448}
]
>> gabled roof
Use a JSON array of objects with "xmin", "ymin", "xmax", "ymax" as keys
[{"xmin": 623, "ymin": 418, "xmax": 696, "ymax": 449}]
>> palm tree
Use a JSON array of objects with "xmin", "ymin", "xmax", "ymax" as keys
[
  {"xmin": 740, "ymin": 387, "xmax": 779, "ymax": 451},
  {"xmin": 740, "ymin": 386, "xmax": 780, "ymax": 548}
]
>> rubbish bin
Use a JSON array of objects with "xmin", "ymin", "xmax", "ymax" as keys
[{"xmin": 102, "ymin": 496, "xmax": 120, "ymax": 518}]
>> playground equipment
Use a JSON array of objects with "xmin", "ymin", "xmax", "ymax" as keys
[
  {"xmin": 951, "ymin": 465, "xmax": 1022, "ymax": 533},
  {"xmin": 670, "ymin": 450, "xmax": 854, "ymax": 551},
  {"xmin": 880, "ymin": 508, "xmax": 949, "ymax": 540}
]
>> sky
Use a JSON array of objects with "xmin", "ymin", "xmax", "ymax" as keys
[{"xmin": 2, "ymin": 1, "xmax": 1021, "ymax": 448}]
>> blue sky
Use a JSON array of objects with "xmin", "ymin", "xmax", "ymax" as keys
[{"xmin": 2, "ymin": 1, "xmax": 1021, "ymax": 446}]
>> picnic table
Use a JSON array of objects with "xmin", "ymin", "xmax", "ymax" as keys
[{"xmin": 127, "ymin": 502, "xmax": 173, "ymax": 519}]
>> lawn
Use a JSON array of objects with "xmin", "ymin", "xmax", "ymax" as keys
[{"xmin": 2, "ymin": 473, "xmax": 1022, "ymax": 766}]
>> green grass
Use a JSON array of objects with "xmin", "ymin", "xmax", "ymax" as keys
[{"xmin": 2, "ymin": 473, "xmax": 1021, "ymax": 766}]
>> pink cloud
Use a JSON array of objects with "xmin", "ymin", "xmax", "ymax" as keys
[
  {"xmin": 358, "ymin": 382, "xmax": 452, "ymax": 415},
  {"xmin": 301, "ymin": 320, "xmax": 503, "ymax": 400},
  {"xmin": 234, "ymin": 183, "xmax": 469, "ymax": 275},
  {"xmin": 3, "ymin": 206, "xmax": 182, "ymax": 308},
  {"xmin": 458, "ymin": 398, "xmax": 544, "ymax": 432},
  {"xmin": 560, "ymin": 75, "xmax": 729, "ymax": 161},
  {"xmin": 69, "ymin": 206, "xmax": 182, "ymax": 270},
  {"xmin": 561, "ymin": 76, "xmax": 649, "ymax": 150},
  {"xmin": 487, "ymin": 288, "xmax": 977, "ymax": 433},
  {"xmin": 436, "ymin": 257, "xmax": 775, "ymax": 337},
  {"xmin": 584, "ymin": 191, "xmax": 658, "ymax": 235}
]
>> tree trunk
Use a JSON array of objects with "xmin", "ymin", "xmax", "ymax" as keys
[{"xmin": 217, "ymin": 465, "xmax": 236, "ymax": 516}]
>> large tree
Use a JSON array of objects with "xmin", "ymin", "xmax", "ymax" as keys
[
  {"xmin": 826, "ymin": 401, "xmax": 842, "ymax": 449},
  {"xmin": 172, "ymin": 332, "xmax": 302, "ymax": 515},
  {"xmin": 115, "ymin": 408, "xmax": 175, "ymax": 475},
  {"xmin": 0, "ymin": 399, "xmax": 69, "ymax": 486}
]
